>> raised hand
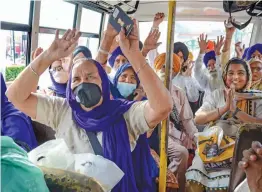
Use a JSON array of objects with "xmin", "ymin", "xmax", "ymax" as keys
[
  {"xmin": 119, "ymin": 19, "xmax": 140, "ymax": 58},
  {"xmin": 235, "ymin": 42, "xmax": 245, "ymax": 59},
  {"xmin": 153, "ymin": 12, "xmax": 165, "ymax": 28},
  {"xmin": 224, "ymin": 18, "xmax": 236, "ymax": 37},
  {"xmin": 198, "ymin": 34, "xmax": 208, "ymax": 54},
  {"xmin": 32, "ymin": 47, "xmax": 43, "ymax": 61},
  {"xmin": 142, "ymin": 30, "xmax": 161, "ymax": 55},
  {"xmin": 214, "ymin": 35, "xmax": 225, "ymax": 56},
  {"xmin": 47, "ymin": 29, "xmax": 81, "ymax": 62}
]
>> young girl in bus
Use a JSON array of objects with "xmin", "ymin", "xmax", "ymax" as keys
[
  {"xmin": 186, "ymin": 58, "xmax": 262, "ymax": 192},
  {"xmin": 154, "ymin": 53, "xmax": 198, "ymax": 192},
  {"xmin": 7, "ymin": 20, "xmax": 173, "ymax": 192}
]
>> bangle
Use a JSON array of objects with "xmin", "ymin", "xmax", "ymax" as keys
[
  {"xmin": 29, "ymin": 65, "xmax": 39, "ymax": 77},
  {"xmin": 136, "ymin": 62, "xmax": 147, "ymax": 75},
  {"xmin": 99, "ymin": 48, "xmax": 112, "ymax": 57},
  {"xmin": 151, "ymin": 27, "xmax": 159, "ymax": 32},
  {"xmin": 232, "ymin": 108, "xmax": 241, "ymax": 119}
]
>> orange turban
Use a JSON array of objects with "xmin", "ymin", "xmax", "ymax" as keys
[
  {"xmin": 207, "ymin": 40, "xmax": 215, "ymax": 51},
  {"xmin": 154, "ymin": 53, "xmax": 181, "ymax": 73}
]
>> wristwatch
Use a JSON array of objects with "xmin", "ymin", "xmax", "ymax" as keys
[{"xmin": 232, "ymin": 108, "xmax": 241, "ymax": 119}]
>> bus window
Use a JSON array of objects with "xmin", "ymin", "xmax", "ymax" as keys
[
  {"xmin": 0, "ymin": 30, "xmax": 28, "ymax": 83},
  {"xmin": 80, "ymin": 8, "xmax": 102, "ymax": 34},
  {"xmin": 78, "ymin": 37, "xmax": 99, "ymax": 58},
  {"xmin": 139, "ymin": 21, "xmax": 253, "ymax": 59},
  {"xmin": 0, "ymin": 0, "xmax": 30, "ymax": 24},
  {"xmin": 40, "ymin": 0, "xmax": 75, "ymax": 29}
]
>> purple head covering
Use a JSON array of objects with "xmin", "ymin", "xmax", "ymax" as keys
[
  {"xmin": 48, "ymin": 71, "xmax": 67, "ymax": 98},
  {"xmin": 1, "ymin": 73, "xmax": 38, "ymax": 151},
  {"xmin": 108, "ymin": 46, "xmax": 127, "ymax": 68},
  {"xmin": 242, "ymin": 47, "xmax": 249, "ymax": 60},
  {"xmin": 66, "ymin": 59, "xmax": 152, "ymax": 191},
  {"xmin": 113, "ymin": 63, "xmax": 140, "ymax": 88},
  {"xmin": 73, "ymin": 46, "xmax": 92, "ymax": 59},
  {"xmin": 204, "ymin": 51, "xmax": 216, "ymax": 67},
  {"xmin": 246, "ymin": 44, "xmax": 262, "ymax": 60}
]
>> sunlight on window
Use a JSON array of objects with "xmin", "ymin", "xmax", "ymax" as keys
[
  {"xmin": 40, "ymin": 0, "xmax": 75, "ymax": 29},
  {"xmin": 80, "ymin": 8, "xmax": 102, "ymax": 34},
  {"xmin": 139, "ymin": 21, "xmax": 253, "ymax": 60},
  {"xmin": 0, "ymin": 0, "xmax": 30, "ymax": 24},
  {"xmin": 0, "ymin": 30, "xmax": 28, "ymax": 82}
]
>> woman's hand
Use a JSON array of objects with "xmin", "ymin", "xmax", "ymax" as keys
[
  {"xmin": 47, "ymin": 29, "xmax": 81, "ymax": 62},
  {"xmin": 214, "ymin": 35, "xmax": 225, "ymax": 56},
  {"xmin": 198, "ymin": 34, "xmax": 208, "ymax": 54},
  {"xmin": 181, "ymin": 61, "xmax": 194, "ymax": 77},
  {"xmin": 153, "ymin": 12, "xmax": 165, "ymax": 28},
  {"xmin": 224, "ymin": 88, "xmax": 232, "ymax": 112},
  {"xmin": 142, "ymin": 30, "xmax": 161, "ymax": 57},
  {"xmin": 32, "ymin": 47, "xmax": 43, "ymax": 60},
  {"xmin": 235, "ymin": 42, "xmax": 245, "ymax": 59},
  {"xmin": 119, "ymin": 19, "xmax": 140, "ymax": 59},
  {"xmin": 133, "ymin": 88, "xmax": 146, "ymax": 101}
]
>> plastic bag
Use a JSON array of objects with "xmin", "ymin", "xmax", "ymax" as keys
[
  {"xmin": 28, "ymin": 139, "xmax": 74, "ymax": 171},
  {"xmin": 74, "ymin": 153, "xmax": 124, "ymax": 192},
  {"xmin": 196, "ymin": 126, "xmax": 235, "ymax": 172},
  {"xmin": 1, "ymin": 136, "xmax": 49, "ymax": 192}
]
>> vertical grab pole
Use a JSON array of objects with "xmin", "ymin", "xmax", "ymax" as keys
[{"xmin": 159, "ymin": 1, "xmax": 177, "ymax": 192}]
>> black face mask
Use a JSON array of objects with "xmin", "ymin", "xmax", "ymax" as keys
[{"xmin": 73, "ymin": 83, "xmax": 102, "ymax": 108}]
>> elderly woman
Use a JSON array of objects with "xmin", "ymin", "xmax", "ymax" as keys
[
  {"xmin": 249, "ymin": 58, "xmax": 262, "ymax": 90},
  {"xmin": 1, "ymin": 73, "xmax": 37, "ymax": 151},
  {"xmin": 7, "ymin": 21, "xmax": 173, "ymax": 192},
  {"xmin": 186, "ymin": 58, "xmax": 262, "ymax": 192},
  {"xmin": 154, "ymin": 53, "xmax": 198, "ymax": 192}
]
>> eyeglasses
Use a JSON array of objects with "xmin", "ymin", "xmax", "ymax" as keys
[
  {"xmin": 50, "ymin": 66, "xmax": 63, "ymax": 73},
  {"xmin": 251, "ymin": 67, "xmax": 262, "ymax": 72}
]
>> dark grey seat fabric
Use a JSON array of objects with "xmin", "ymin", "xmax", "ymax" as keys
[
  {"xmin": 31, "ymin": 121, "xmax": 55, "ymax": 145},
  {"xmin": 228, "ymin": 124, "xmax": 262, "ymax": 192}
]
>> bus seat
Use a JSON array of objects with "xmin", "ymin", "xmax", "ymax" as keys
[
  {"xmin": 39, "ymin": 166, "xmax": 104, "ymax": 192},
  {"xmin": 228, "ymin": 124, "xmax": 262, "ymax": 192},
  {"xmin": 31, "ymin": 121, "xmax": 55, "ymax": 145}
]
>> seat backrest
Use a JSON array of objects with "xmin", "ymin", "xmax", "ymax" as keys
[
  {"xmin": 228, "ymin": 124, "xmax": 262, "ymax": 192},
  {"xmin": 31, "ymin": 121, "xmax": 56, "ymax": 145}
]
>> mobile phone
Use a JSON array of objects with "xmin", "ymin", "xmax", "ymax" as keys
[{"xmin": 109, "ymin": 5, "xmax": 134, "ymax": 36}]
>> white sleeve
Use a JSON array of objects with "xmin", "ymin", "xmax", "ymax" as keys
[
  {"xmin": 147, "ymin": 49, "xmax": 159, "ymax": 68},
  {"xmin": 193, "ymin": 54, "xmax": 210, "ymax": 90},
  {"xmin": 34, "ymin": 94, "xmax": 69, "ymax": 130}
]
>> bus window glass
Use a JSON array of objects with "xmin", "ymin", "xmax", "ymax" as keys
[
  {"xmin": 80, "ymin": 9, "xmax": 102, "ymax": 34},
  {"xmin": 139, "ymin": 21, "xmax": 253, "ymax": 59},
  {"xmin": 40, "ymin": 0, "xmax": 75, "ymax": 29},
  {"xmin": 0, "ymin": 30, "xmax": 28, "ymax": 82},
  {"xmin": 0, "ymin": 0, "xmax": 30, "ymax": 24},
  {"xmin": 78, "ymin": 37, "xmax": 99, "ymax": 58}
]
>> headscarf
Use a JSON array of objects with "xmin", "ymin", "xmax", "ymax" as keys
[
  {"xmin": 66, "ymin": 59, "xmax": 152, "ymax": 192},
  {"xmin": 154, "ymin": 53, "xmax": 181, "ymax": 73},
  {"xmin": 112, "ymin": 63, "xmax": 152, "ymax": 191},
  {"xmin": 222, "ymin": 58, "xmax": 252, "ymax": 91},
  {"xmin": 1, "ymin": 73, "xmax": 38, "ymax": 151},
  {"xmin": 173, "ymin": 42, "xmax": 189, "ymax": 61},
  {"xmin": 73, "ymin": 46, "xmax": 92, "ymax": 58},
  {"xmin": 188, "ymin": 52, "xmax": 194, "ymax": 61},
  {"xmin": 108, "ymin": 46, "xmax": 127, "ymax": 68},
  {"xmin": 48, "ymin": 71, "xmax": 67, "ymax": 98},
  {"xmin": 113, "ymin": 63, "xmax": 140, "ymax": 88},
  {"xmin": 246, "ymin": 43, "xmax": 262, "ymax": 60},
  {"xmin": 203, "ymin": 51, "xmax": 216, "ymax": 67},
  {"xmin": 242, "ymin": 47, "xmax": 249, "ymax": 60}
]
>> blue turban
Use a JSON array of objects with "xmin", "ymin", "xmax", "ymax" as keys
[
  {"xmin": 246, "ymin": 44, "xmax": 262, "ymax": 60},
  {"xmin": 108, "ymin": 46, "xmax": 127, "ymax": 68},
  {"xmin": 204, "ymin": 51, "xmax": 216, "ymax": 67}
]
